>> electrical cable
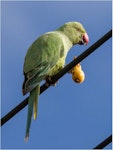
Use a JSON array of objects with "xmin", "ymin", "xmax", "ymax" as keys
[{"xmin": 93, "ymin": 134, "xmax": 112, "ymax": 149}]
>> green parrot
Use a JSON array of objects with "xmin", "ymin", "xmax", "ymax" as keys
[{"xmin": 22, "ymin": 22, "xmax": 89, "ymax": 141}]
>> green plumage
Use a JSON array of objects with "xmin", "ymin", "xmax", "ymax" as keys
[{"xmin": 22, "ymin": 22, "xmax": 89, "ymax": 140}]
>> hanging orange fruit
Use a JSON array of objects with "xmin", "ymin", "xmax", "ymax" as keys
[{"xmin": 70, "ymin": 57, "xmax": 85, "ymax": 83}]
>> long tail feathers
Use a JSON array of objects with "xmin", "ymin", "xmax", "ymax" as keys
[
  {"xmin": 25, "ymin": 84, "xmax": 40, "ymax": 141},
  {"xmin": 33, "ymin": 84, "xmax": 40, "ymax": 120}
]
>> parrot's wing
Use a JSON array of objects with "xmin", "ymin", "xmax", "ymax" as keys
[
  {"xmin": 23, "ymin": 32, "xmax": 65, "ymax": 95},
  {"xmin": 23, "ymin": 61, "xmax": 51, "ymax": 95}
]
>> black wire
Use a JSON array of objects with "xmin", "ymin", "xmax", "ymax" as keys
[
  {"xmin": 1, "ymin": 29, "xmax": 112, "ymax": 126},
  {"xmin": 93, "ymin": 135, "xmax": 112, "ymax": 149}
]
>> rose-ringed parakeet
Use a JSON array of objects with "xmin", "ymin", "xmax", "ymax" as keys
[{"xmin": 22, "ymin": 22, "xmax": 89, "ymax": 140}]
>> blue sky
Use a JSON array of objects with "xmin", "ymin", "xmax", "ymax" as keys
[{"xmin": 1, "ymin": 1, "xmax": 112, "ymax": 149}]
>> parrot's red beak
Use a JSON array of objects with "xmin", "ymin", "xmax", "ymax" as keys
[{"xmin": 79, "ymin": 33, "xmax": 89, "ymax": 45}]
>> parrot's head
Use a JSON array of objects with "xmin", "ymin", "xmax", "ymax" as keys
[{"xmin": 57, "ymin": 22, "xmax": 89, "ymax": 45}]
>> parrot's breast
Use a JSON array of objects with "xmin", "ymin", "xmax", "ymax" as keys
[
  {"xmin": 48, "ymin": 56, "xmax": 66, "ymax": 76},
  {"xmin": 47, "ymin": 31, "xmax": 73, "ymax": 77}
]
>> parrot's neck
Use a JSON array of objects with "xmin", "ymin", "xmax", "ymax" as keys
[
  {"xmin": 56, "ymin": 27, "xmax": 83, "ymax": 45},
  {"xmin": 46, "ymin": 31, "xmax": 73, "ymax": 55},
  {"xmin": 56, "ymin": 31, "xmax": 73, "ymax": 54}
]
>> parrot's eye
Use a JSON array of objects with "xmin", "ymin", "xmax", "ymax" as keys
[{"xmin": 77, "ymin": 28, "xmax": 80, "ymax": 32}]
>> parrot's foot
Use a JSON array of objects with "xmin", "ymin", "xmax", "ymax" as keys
[{"xmin": 45, "ymin": 76, "xmax": 59, "ymax": 87}]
